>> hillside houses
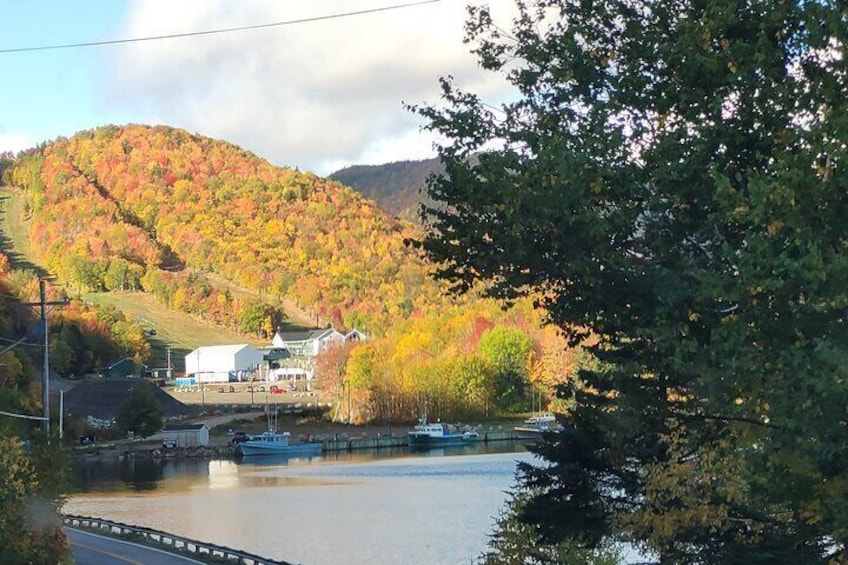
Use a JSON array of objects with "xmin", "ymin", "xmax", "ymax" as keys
[
  {"xmin": 270, "ymin": 328, "xmax": 366, "ymax": 356},
  {"xmin": 265, "ymin": 328, "xmax": 366, "ymax": 389},
  {"xmin": 183, "ymin": 328, "xmax": 366, "ymax": 390}
]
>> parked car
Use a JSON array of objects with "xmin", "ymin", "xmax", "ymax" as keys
[
  {"xmin": 270, "ymin": 385, "xmax": 286, "ymax": 394},
  {"xmin": 231, "ymin": 431, "xmax": 251, "ymax": 444}
]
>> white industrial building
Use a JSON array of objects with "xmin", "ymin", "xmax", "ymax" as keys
[{"xmin": 184, "ymin": 344, "xmax": 264, "ymax": 384}]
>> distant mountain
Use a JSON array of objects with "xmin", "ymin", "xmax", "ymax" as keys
[{"xmin": 330, "ymin": 158, "xmax": 443, "ymax": 220}]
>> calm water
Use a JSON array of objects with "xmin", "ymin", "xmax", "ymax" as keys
[{"xmin": 66, "ymin": 444, "xmax": 535, "ymax": 565}]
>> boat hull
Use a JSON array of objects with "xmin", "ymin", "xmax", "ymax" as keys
[
  {"xmin": 237, "ymin": 442, "xmax": 322, "ymax": 457},
  {"xmin": 407, "ymin": 433, "xmax": 478, "ymax": 449},
  {"xmin": 512, "ymin": 426, "xmax": 547, "ymax": 442}
]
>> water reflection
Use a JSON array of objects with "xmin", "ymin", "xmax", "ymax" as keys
[
  {"xmin": 70, "ymin": 442, "xmax": 530, "ymax": 494},
  {"xmin": 72, "ymin": 456, "xmax": 220, "ymax": 494},
  {"xmin": 234, "ymin": 453, "xmax": 318, "ymax": 467},
  {"xmin": 67, "ymin": 445, "xmax": 533, "ymax": 565}
]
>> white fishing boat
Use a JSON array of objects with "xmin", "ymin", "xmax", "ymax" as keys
[
  {"xmin": 407, "ymin": 414, "xmax": 478, "ymax": 449},
  {"xmin": 513, "ymin": 413, "xmax": 560, "ymax": 441}
]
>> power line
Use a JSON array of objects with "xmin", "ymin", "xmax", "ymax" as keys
[
  {"xmin": 0, "ymin": 335, "xmax": 44, "ymax": 348},
  {"xmin": 0, "ymin": 410, "xmax": 48, "ymax": 421},
  {"xmin": 0, "ymin": 0, "xmax": 443, "ymax": 54}
]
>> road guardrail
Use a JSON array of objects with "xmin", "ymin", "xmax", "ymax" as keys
[{"xmin": 63, "ymin": 514, "xmax": 294, "ymax": 565}]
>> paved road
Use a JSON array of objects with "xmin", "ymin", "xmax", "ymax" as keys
[{"xmin": 67, "ymin": 528, "xmax": 207, "ymax": 565}]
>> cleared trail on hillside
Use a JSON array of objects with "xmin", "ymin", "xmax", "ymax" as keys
[
  {"xmin": 0, "ymin": 187, "xmax": 317, "ymax": 357},
  {"xmin": 199, "ymin": 270, "xmax": 321, "ymax": 329}
]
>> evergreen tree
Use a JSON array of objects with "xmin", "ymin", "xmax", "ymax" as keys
[
  {"xmin": 117, "ymin": 382, "xmax": 163, "ymax": 438},
  {"xmin": 413, "ymin": 1, "xmax": 848, "ymax": 561}
]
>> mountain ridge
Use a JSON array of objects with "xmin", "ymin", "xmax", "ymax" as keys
[{"xmin": 330, "ymin": 157, "xmax": 442, "ymax": 220}]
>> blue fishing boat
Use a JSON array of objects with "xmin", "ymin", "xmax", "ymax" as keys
[
  {"xmin": 236, "ymin": 403, "xmax": 322, "ymax": 457},
  {"xmin": 236, "ymin": 430, "xmax": 322, "ymax": 457}
]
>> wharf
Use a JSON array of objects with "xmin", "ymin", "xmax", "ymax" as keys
[
  {"xmin": 320, "ymin": 429, "xmax": 517, "ymax": 452},
  {"xmin": 70, "ymin": 429, "xmax": 522, "ymax": 463}
]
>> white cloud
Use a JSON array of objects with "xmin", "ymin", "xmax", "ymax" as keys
[
  {"xmin": 105, "ymin": 0, "xmax": 515, "ymax": 175},
  {"xmin": 0, "ymin": 132, "xmax": 33, "ymax": 156}
]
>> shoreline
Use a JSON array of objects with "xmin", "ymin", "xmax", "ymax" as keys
[{"xmin": 70, "ymin": 427, "xmax": 522, "ymax": 464}]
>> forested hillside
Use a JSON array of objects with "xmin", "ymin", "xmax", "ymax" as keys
[
  {"xmin": 10, "ymin": 125, "xmax": 441, "ymax": 337},
  {"xmin": 5, "ymin": 125, "xmax": 585, "ymax": 423},
  {"xmin": 330, "ymin": 158, "xmax": 442, "ymax": 220}
]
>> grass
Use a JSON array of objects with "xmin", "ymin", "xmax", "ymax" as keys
[
  {"xmin": 0, "ymin": 187, "xmax": 49, "ymax": 276},
  {"xmin": 83, "ymin": 291, "xmax": 266, "ymax": 365}
]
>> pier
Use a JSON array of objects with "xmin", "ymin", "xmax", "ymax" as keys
[{"xmin": 319, "ymin": 429, "xmax": 518, "ymax": 452}]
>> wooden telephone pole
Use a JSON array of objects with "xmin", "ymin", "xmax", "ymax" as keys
[{"xmin": 21, "ymin": 279, "xmax": 68, "ymax": 435}]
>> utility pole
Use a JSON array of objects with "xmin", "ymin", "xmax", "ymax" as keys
[
  {"xmin": 347, "ymin": 381, "xmax": 352, "ymax": 425},
  {"xmin": 21, "ymin": 279, "xmax": 68, "ymax": 435}
]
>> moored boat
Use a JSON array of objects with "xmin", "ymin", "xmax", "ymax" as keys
[
  {"xmin": 407, "ymin": 415, "xmax": 478, "ymax": 449},
  {"xmin": 513, "ymin": 413, "xmax": 560, "ymax": 442},
  {"xmin": 236, "ymin": 430, "xmax": 323, "ymax": 457}
]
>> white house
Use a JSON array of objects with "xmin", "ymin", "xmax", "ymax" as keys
[
  {"xmin": 271, "ymin": 328, "xmax": 367, "ymax": 358},
  {"xmin": 268, "ymin": 365, "xmax": 312, "ymax": 389},
  {"xmin": 185, "ymin": 344, "xmax": 265, "ymax": 384},
  {"xmin": 162, "ymin": 423, "xmax": 210, "ymax": 447},
  {"xmin": 344, "ymin": 329, "xmax": 367, "ymax": 343},
  {"xmin": 266, "ymin": 328, "xmax": 367, "ymax": 391}
]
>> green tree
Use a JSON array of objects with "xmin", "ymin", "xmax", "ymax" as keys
[
  {"xmin": 478, "ymin": 326, "xmax": 533, "ymax": 411},
  {"xmin": 413, "ymin": 1, "xmax": 848, "ymax": 562},
  {"xmin": 239, "ymin": 300, "xmax": 271, "ymax": 336},
  {"xmin": 482, "ymin": 490, "xmax": 621, "ymax": 565},
  {"xmin": 0, "ymin": 436, "xmax": 71, "ymax": 564},
  {"xmin": 48, "ymin": 336, "xmax": 74, "ymax": 377},
  {"xmin": 116, "ymin": 383, "xmax": 163, "ymax": 438},
  {"xmin": 104, "ymin": 257, "xmax": 131, "ymax": 291}
]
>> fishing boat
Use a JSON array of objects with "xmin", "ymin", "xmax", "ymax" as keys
[
  {"xmin": 236, "ymin": 401, "xmax": 322, "ymax": 457},
  {"xmin": 407, "ymin": 414, "xmax": 478, "ymax": 449},
  {"xmin": 236, "ymin": 430, "xmax": 322, "ymax": 457},
  {"xmin": 513, "ymin": 413, "xmax": 560, "ymax": 441}
]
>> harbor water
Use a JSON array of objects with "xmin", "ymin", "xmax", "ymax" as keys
[{"xmin": 66, "ymin": 443, "xmax": 534, "ymax": 565}]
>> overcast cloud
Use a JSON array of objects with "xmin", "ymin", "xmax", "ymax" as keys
[{"xmin": 102, "ymin": 0, "xmax": 515, "ymax": 175}]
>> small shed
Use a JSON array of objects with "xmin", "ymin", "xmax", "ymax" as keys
[{"xmin": 161, "ymin": 423, "xmax": 210, "ymax": 447}]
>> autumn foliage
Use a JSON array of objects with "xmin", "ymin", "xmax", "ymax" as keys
[
  {"xmin": 11, "ymin": 125, "xmax": 438, "ymax": 336},
  {"xmin": 7, "ymin": 125, "xmax": 585, "ymax": 421}
]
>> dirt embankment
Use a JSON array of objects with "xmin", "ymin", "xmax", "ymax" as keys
[{"xmin": 63, "ymin": 378, "xmax": 191, "ymax": 421}]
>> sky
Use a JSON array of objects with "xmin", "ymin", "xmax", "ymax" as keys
[{"xmin": 0, "ymin": 0, "xmax": 515, "ymax": 176}]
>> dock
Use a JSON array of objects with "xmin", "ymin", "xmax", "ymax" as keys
[{"xmin": 319, "ymin": 429, "xmax": 519, "ymax": 452}]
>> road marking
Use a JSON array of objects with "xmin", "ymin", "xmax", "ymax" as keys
[
  {"xmin": 67, "ymin": 528, "xmax": 207, "ymax": 564},
  {"xmin": 71, "ymin": 538, "xmax": 145, "ymax": 565}
]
